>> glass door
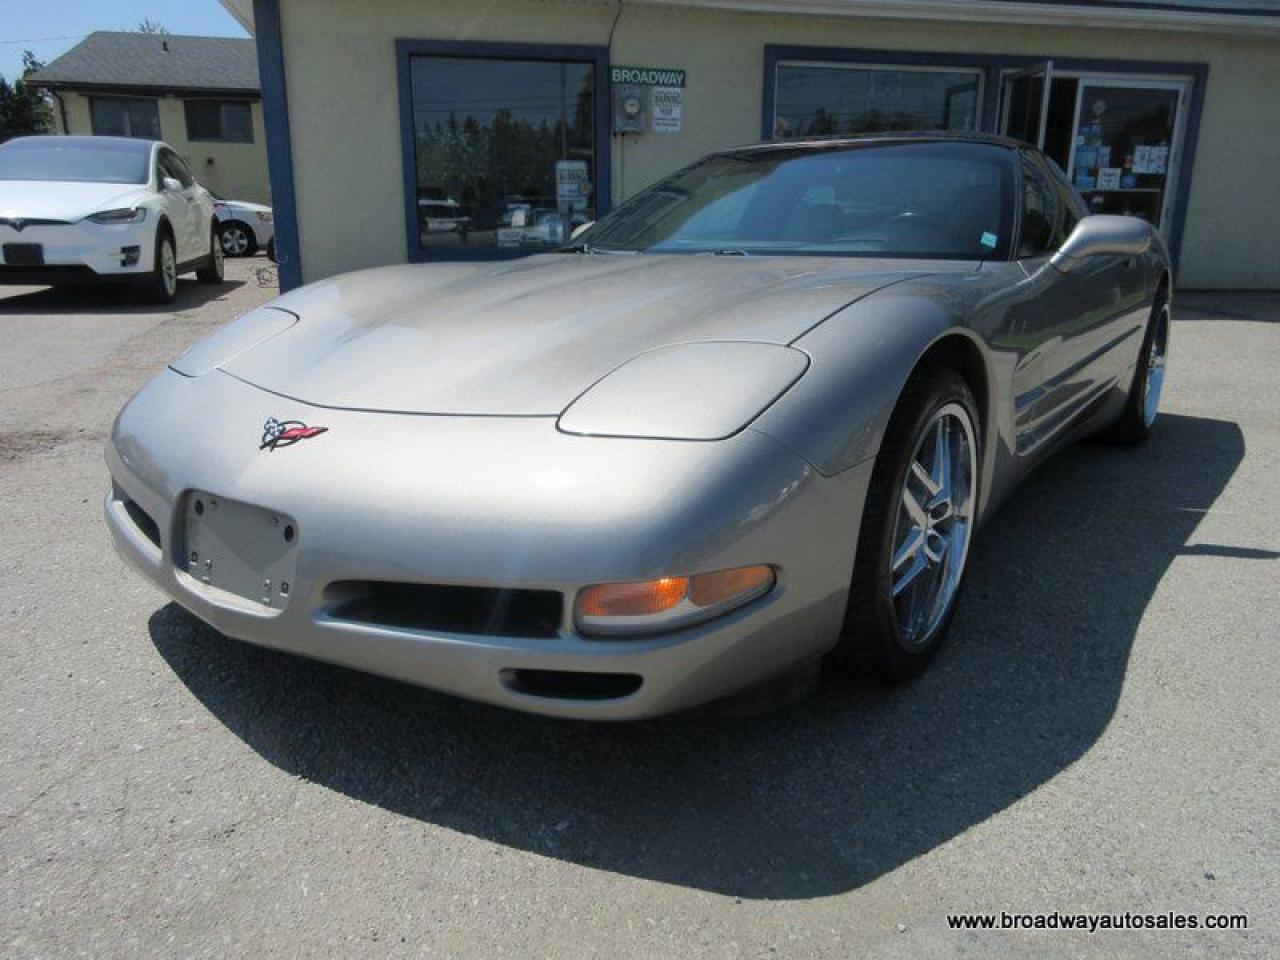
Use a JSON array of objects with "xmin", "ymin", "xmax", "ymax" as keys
[
  {"xmin": 1065, "ymin": 80, "xmax": 1186, "ymax": 233},
  {"xmin": 1000, "ymin": 61, "xmax": 1053, "ymax": 148}
]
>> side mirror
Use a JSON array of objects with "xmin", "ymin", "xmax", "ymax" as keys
[
  {"xmin": 570, "ymin": 220, "xmax": 595, "ymax": 241},
  {"xmin": 161, "ymin": 176, "xmax": 183, "ymax": 192},
  {"xmin": 1052, "ymin": 215, "xmax": 1152, "ymax": 274}
]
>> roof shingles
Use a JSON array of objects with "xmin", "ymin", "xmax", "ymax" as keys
[{"xmin": 33, "ymin": 31, "xmax": 258, "ymax": 94}]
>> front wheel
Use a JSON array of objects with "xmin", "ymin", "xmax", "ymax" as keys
[
  {"xmin": 196, "ymin": 223, "xmax": 225, "ymax": 284},
  {"xmin": 839, "ymin": 366, "xmax": 981, "ymax": 682},
  {"xmin": 139, "ymin": 229, "xmax": 178, "ymax": 304}
]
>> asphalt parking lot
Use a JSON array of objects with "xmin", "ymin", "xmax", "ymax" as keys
[{"xmin": 1, "ymin": 262, "xmax": 1276, "ymax": 958}]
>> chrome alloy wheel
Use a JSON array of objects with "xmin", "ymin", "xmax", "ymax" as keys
[
  {"xmin": 889, "ymin": 403, "xmax": 977, "ymax": 650},
  {"xmin": 161, "ymin": 240, "xmax": 177, "ymax": 297},
  {"xmin": 1142, "ymin": 302, "xmax": 1170, "ymax": 427},
  {"xmin": 220, "ymin": 224, "xmax": 249, "ymax": 256}
]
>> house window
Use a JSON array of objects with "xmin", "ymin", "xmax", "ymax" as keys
[
  {"xmin": 90, "ymin": 97, "xmax": 161, "ymax": 139},
  {"xmin": 773, "ymin": 62, "xmax": 982, "ymax": 139},
  {"xmin": 184, "ymin": 100, "xmax": 254, "ymax": 143},
  {"xmin": 397, "ymin": 40, "xmax": 609, "ymax": 260}
]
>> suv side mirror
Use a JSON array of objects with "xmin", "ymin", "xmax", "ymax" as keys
[
  {"xmin": 1052, "ymin": 215, "xmax": 1152, "ymax": 274},
  {"xmin": 161, "ymin": 176, "xmax": 183, "ymax": 192}
]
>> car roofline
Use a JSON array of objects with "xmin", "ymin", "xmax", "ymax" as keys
[{"xmin": 720, "ymin": 130, "xmax": 1028, "ymax": 157}]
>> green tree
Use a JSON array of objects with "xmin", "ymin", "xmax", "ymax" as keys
[{"xmin": 0, "ymin": 51, "xmax": 53, "ymax": 142}]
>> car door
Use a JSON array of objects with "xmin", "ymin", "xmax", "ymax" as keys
[
  {"xmin": 156, "ymin": 148, "xmax": 202, "ymax": 262},
  {"xmin": 1007, "ymin": 150, "xmax": 1139, "ymax": 455}
]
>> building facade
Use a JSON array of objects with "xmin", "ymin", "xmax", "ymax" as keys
[
  {"xmin": 36, "ymin": 32, "xmax": 271, "ymax": 205},
  {"xmin": 222, "ymin": 0, "xmax": 1280, "ymax": 291}
]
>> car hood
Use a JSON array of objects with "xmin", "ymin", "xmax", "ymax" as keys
[
  {"xmin": 219, "ymin": 200, "xmax": 271, "ymax": 215},
  {"xmin": 222, "ymin": 253, "xmax": 976, "ymax": 416},
  {"xmin": 0, "ymin": 180, "xmax": 149, "ymax": 221}
]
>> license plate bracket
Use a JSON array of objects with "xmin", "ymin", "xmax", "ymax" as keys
[{"xmin": 181, "ymin": 492, "xmax": 299, "ymax": 608}]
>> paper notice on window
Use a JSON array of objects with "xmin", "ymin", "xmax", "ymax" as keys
[
  {"xmin": 651, "ymin": 86, "xmax": 684, "ymax": 133},
  {"xmin": 1133, "ymin": 145, "xmax": 1153, "ymax": 174},
  {"xmin": 1097, "ymin": 167, "xmax": 1121, "ymax": 190}
]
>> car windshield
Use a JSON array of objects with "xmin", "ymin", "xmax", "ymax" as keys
[
  {"xmin": 579, "ymin": 140, "xmax": 1016, "ymax": 260},
  {"xmin": 0, "ymin": 139, "xmax": 150, "ymax": 184}
]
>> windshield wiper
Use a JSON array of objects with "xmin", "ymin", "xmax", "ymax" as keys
[{"xmin": 709, "ymin": 248, "xmax": 749, "ymax": 256}]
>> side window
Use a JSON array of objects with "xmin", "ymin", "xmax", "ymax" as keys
[
  {"xmin": 1040, "ymin": 155, "xmax": 1086, "ymax": 241},
  {"xmin": 158, "ymin": 150, "xmax": 194, "ymax": 189},
  {"xmin": 1018, "ymin": 153, "xmax": 1059, "ymax": 258}
]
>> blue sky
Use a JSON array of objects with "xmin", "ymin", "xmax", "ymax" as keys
[{"xmin": 1, "ymin": 1, "xmax": 248, "ymax": 83}]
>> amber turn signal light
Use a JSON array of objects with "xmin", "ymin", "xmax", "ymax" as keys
[{"xmin": 575, "ymin": 565, "xmax": 776, "ymax": 637}]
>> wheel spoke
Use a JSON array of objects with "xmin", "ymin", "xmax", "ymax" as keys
[
  {"xmin": 892, "ymin": 527, "xmax": 925, "ymax": 575},
  {"xmin": 911, "ymin": 459, "xmax": 940, "ymax": 497},
  {"xmin": 930, "ymin": 417, "xmax": 951, "ymax": 506},
  {"xmin": 902, "ymin": 484, "xmax": 928, "ymax": 529}
]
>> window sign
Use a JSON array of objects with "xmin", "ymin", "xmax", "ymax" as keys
[{"xmin": 651, "ymin": 87, "xmax": 684, "ymax": 133}]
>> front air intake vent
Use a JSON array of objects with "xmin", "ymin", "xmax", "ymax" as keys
[
  {"xmin": 501, "ymin": 669, "xmax": 643, "ymax": 701},
  {"xmin": 326, "ymin": 581, "xmax": 563, "ymax": 639}
]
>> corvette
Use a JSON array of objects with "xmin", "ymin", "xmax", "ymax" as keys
[{"xmin": 105, "ymin": 133, "xmax": 1171, "ymax": 719}]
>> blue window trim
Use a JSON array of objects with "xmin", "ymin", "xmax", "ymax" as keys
[
  {"xmin": 252, "ymin": 0, "xmax": 301, "ymax": 290},
  {"xmin": 763, "ymin": 44, "xmax": 1207, "ymax": 271},
  {"xmin": 395, "ymin": 38, "xmax": 612, "ymax": 263}
]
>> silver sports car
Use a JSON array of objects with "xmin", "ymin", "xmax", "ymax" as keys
[{"xmin": 106, "ymin": 133, "xmax": 1171, "ymax": 719}]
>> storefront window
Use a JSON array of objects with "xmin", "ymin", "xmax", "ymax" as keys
[
  {"xmin": 773, "ymin": 63, "xmax": 981, "ymax": 139},
  {"xmin": 406, "ymin": 53, "xmax": 599, "ymax": 257},
  {"xmin": 1068, "ymin": 85, "xmax": 1180, "ymax": 230}
]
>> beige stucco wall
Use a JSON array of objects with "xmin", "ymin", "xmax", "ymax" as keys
[
  {"xmin": 54, "ymin": 90, "xmax": 272, "ymax": 204},
  {"xmin": 277, "ymin": 0, "xmax": 1280, "ymax": 288}
]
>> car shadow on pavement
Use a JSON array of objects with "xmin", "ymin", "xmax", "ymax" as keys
[
  {"xmin": 0, "ymin": 278, "xmax": 243, "ymax": 315},
  {"xmin": 148, "ymin": 412, "xmax": 1244, "ymax": 900}
]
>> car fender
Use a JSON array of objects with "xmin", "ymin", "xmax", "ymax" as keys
[{"xmin": 751, "ymin": 282, "xmax": 993, "ymax": 479}]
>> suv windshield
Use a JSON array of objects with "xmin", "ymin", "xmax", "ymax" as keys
[
  {"xmin": 580, "ymin": 140, "xmax": 1015, "ymax": 260},
  {"xmin": 0, "ymin": 139, "xmax": 150, "ymax": 185}
]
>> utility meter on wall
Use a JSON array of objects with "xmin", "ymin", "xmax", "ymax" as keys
[{"xmin": 613, "ymin": 83, "xmax": 647, "ymax": 133}]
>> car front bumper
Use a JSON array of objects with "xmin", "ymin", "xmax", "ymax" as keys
[
  {"xmin": 0, "ymin": 220, "xmax": 154, "ymax": 284},
  {"xmin": 105, "ymin": 369, "xmax": 871, "ymax": 719}
]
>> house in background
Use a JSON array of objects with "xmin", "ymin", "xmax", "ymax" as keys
[{"xmin": 34, "ymin": 32, "xmax": 270, "ymax": 204}]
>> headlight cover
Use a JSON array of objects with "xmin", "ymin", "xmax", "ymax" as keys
[
  {"xmin": 557, "ymin": 341, "xmax": 809, "ymax": 441},
  {"xmin": 87, "ymin": 207, "xmax": 148, "ymax": 224},
  {"xmin": 575, "ymin": 565, "xmax": 776, "ymax": 637},
  {"xmin": 169, "ymin": 305, "xmax": 299, "ymax": 377}
]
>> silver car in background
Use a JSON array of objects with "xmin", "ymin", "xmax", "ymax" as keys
[{"xmin": 105, "ymin": 133, "xmax": 1171, "ymax": 719}]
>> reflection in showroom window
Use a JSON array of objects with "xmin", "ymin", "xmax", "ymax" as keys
[
  {"xmin": 409, "ymin": 55, "xmax": 597, "ymax": 256},
  {"xmin": 773, "ymin": 63, "xmax": 981, "ymax": 139}
]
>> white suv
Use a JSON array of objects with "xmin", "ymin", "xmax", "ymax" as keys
[{"xmin": 0, "ymin": 136, "xmax": 223, "ymax": 303}]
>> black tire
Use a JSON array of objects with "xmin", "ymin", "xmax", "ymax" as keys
[
  {"xmin": 266, "ymin": 235, "xmax": 277, "ymax": 264},
  {"xmin": 139, "ymin": 227, "xmax": 178, "ymax": 304},
  {"xmin": 838, "ymin": 365, "xmax": 981, "ymax": 682},
  {"xmin": 218, "ymin": 220, "xmax": 257, "ymax": 257},
  {"xmin": 196, "ymin": 223, "xmax": 225, "ymax": 284},
  {"xmin": 1097, "ymin": 289, "xmax": 1170, "ymax": 446}
]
